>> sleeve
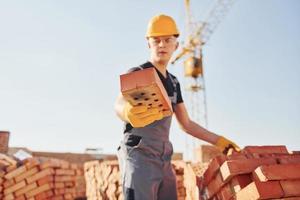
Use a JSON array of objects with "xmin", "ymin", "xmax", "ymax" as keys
[{"xmin": 176, "ymin": 81, "xmax": 184, "ymax": 104}]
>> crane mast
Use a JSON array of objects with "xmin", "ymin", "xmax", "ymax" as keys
[{"xmin": 172, "ymin": 0, "xmax": 236, "ymax": 160}]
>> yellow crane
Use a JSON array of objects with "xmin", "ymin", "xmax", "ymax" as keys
[{"xmin": 172, "ymin": 0, "xmax": 236, "ymax": 160}]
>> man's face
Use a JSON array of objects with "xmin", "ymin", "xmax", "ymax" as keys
[{"xmin": 148, "ymin": 35, "xmax": 178, "ymax": 64}]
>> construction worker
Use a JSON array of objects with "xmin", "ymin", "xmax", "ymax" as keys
[{"xmin": 115, "ymin": 14, "xmax": 240, "ymax": 200}]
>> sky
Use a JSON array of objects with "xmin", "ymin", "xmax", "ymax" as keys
[{"xmin": 0, "ymin": 0, "xmax": 299, "ymax": 157}]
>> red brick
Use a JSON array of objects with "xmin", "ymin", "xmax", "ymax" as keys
[
  {"xmin": 25, "ymin": 183, "xmax": 53, "ymax": 198},
  {"xmin": 64, "ymin": 187, "xmax": 75, "ymax": 193},
  {"xmin": 227, "ymin": 154, "xmax": 249, "ymax": 160},
  {"xmin": 230, "ymin": 174, "xmax": 252, "ymax": 193},
  {"xmin": 76, "ymin": 169, "xmax": 83, "ymax": 176},
  {"xmin": 4, "ymin": 165, "xmax": 27, "ymax": 180},
  {"xmin": 34, "ymin": 192, "xmax": 47, "ymax": 200},
  {"xmin": 64, "ymin": 193, "xmax": 73, "ymax": 199},
  {"xmin": 3, "ymin": 193, "xmax": 14, "ymax": 200},
  {"xmin": 37, "ymin": 175, "xmax": 54, "ymax": 186},
  {"xmin": 0, "ymin": 159, "xmax": 11, "ymax": 167},
  {"xmin": 0, "ymin": 169, "xmax": 5, "ymax": 177},
  {"xmin": 196, "ymin": 175, "xmax": 203, "ymax": 189},
  {"xmin": 5, "ymin": 164, "xmax": 17, "ymax": 173},
  {"xmin": 24, "ymin": 157, "xmax": 40, "ymax": 169},
  {"xmin": 26, "ymin": 168, "xmax": 54, "ymax": 184},
  {"xmin": 39, "ymin": 159, "xmax": 59, "ymax": 169},
  {"xmin": 54, "ymin": 175, "xmax": 74, "ymax": 182},
  {"xmin": 3, "ymin": 179, "xmax": 15, "ymax": 188},
  {"xmin": 51, "ymin": 195, "xmax": 64, "ymax": 200},
  {"xmin": 220, "ymin": 158, "xmax": 276, "ymax": 182},
  {"xmin": 40, "ymin": 158, "xmax": 69, "ymax": 169},
  {"xmin": 64, "ymin": 181, "xmax": 74, "ymax": 187},
  {"xmin": 35, "ymin": 189, "xmax": 54, "ymax": 200},
  {"xmin": 70, "ymin": 163, "xmax": 79, "ymax": 170},
  {"xmin": 277, "ymin": 154, "xmax": 300, "ymax": 164},
  {"xmin": 242, "ymin": 146, "xmax": 289, "ymax": 154},
  {"xmin": 235, "ymin": 181, "xmax": 284, "ymax": 200},
  {"xmin": 14, "ymin": 167, "xmax": 39, "ymax": 183},
  {"xmin": 206, "ymin": 172, "xmax": 224, "ymax": 198},
  {"xmin": 15, "ymin": 195, "xmax": 26, "ymax": 200},
  {"xmin": 280, "ymin": 180, "xmax": 300, "ymax": 197},
  {"xmin": 216, "ymin": 183, "xmax": 234, "ymax": 200},
  {"xmin": 254, "ymin": 164, "xmax": 300, "ymax": 181},
  {"xmin": 4, "ymin": 180, "xmax": 26, "ymax": 195},
  {"xmin": 14, "ymin": 182, "xmax": 37, "ymax": 197},
  {"xmin": 54, "ymin": 182, "xmax": 64, "ymax": 189},
  {"xmin": 120, "ymin": 67, "xmax": 173, "ymax": 117},
  {"xmin": 202, "ymin": 154, "xmax": 247, "ymax": 186},
  {"xmin": 55, "ymin": 169, "xmax": 75, "ymax": 176},
  {"xmin": 54, "ymin": 188, "xmax": 65, "ymax": 195},
  {"xmin": 203, "ymin": 155, "xmax": 226, "ymax": 186}
]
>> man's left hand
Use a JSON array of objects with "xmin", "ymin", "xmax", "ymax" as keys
[{"xmin": 215, "ymin": 136, "xmax": 241, "ymax": 154}]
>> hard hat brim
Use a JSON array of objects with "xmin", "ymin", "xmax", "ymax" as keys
[{"xmin": 146, "ymin": 33, "xmax": 180, "ymax": 38}]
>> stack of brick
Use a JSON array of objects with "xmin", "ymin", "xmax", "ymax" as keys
[
  {"xmin": 0, "ymin": 153, "xmax": 17, "ymax": 168},
  {"xmin": 0, "ymin": 154, "xmax": 18, "ymax": 199},
  {"xmin": 84, "ymin": 160, "xmax": 122, "ymax": 200},
  {"xmin": 173, "ymin": 161, "xmax": 187, "ymax": 200},
  {"xmin": 197, "ymin": 145, "xmax": 300, "ymax": 200},
  {"xmin": 84, "ymin": 158, "xmax": 198, "ymax": 200},
  {"xmin": 0, "ymin": 155, "xmax": 85, "ymax": 200},
  {"xmin": 172, "ymin": 160, "xmax": 203, "ymax": 200}
]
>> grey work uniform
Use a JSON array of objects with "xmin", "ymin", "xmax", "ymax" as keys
[{"xmin": 117, "ymin": 62, "xmax": 184, "ymax": 200}]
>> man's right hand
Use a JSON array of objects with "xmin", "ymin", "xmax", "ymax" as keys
[{"xmin": 123, "ymin": 102, "xmax": 163, "ymax": 128}]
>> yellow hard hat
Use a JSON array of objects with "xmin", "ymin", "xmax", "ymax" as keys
[{"xmin": 146, "ymin": 14, "xmax": 180, "ymax": 38}]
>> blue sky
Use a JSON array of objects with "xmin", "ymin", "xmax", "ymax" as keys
[{"xmin": 0, "ymin": 0, "xmax": 299, "ymax": 156}]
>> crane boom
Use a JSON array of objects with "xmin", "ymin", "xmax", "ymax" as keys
[
  {"xmin": 199, "ymin": 0, "xmax": 236, "ymax": 45},
  {"xmin": 171, "ymin": 0, "xmax": 236, "ymax": 64}
]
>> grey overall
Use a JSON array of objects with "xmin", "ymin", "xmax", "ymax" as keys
[{"xmin": 117, "ymin": 67, "xmax": 179, "ymax": 200}]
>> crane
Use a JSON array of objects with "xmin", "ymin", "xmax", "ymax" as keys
[{"xmin": 172, "ymin": 0, "xmax": 236, "ymax": 160}]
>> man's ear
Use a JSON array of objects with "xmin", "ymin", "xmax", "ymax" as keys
[
  {"xmin": 175, "ymin": 41, "xmax": 179, "ymax": 50},
  {"xmin": 146, "ymin": 37, "xmax": 151, "ymax": 49}
]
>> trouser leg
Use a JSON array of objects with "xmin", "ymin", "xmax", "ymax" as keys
[
  {"xmin": 118, "ymin": 139, "xmax": 163, "ymax": 200},
  {"xmin": 157, "ymin": 161, "xmax": 178, "ymax": 200}
]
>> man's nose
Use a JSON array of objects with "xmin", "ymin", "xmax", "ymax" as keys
[{"xmin": 158, "ymin": 40, "xmax": 166, "ymax": 47}]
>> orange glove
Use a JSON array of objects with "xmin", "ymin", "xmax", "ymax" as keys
[
  {"xmin": 215, "ymin": 136, "xmax": 241, "ymax": 154},
  {"xmin": 123, "ymin": 103, "xmax": 163, "ymax": 128}
]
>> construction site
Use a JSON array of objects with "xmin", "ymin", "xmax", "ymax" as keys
[{"xmin": 0, "ymin": 0, "xmax": 299, "ymax": 200}]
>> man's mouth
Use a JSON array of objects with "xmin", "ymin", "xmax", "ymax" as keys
[{"xmin": 158, "ymin": 51, "xmax": 167, "ymax": 55}]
